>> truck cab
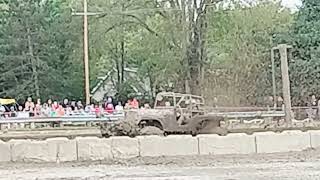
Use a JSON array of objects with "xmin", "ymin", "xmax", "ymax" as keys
[{"xmin": 137, "ymin": 92, "xmax": 221, "ymax": 134}]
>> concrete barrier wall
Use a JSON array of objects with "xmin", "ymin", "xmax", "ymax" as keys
[
  {"xmin": 309, "ymin": 130, "xmax": 320, "ymax": 148},
  {"xmin": 138, "ymin": 135, "xmax": 198, "ymax": 157},
  {"xmin": 198, "ymin": 133, "xmax": 256, "ymax": 155},
  {"xmin": 47, "ymin": 138, "xmax": 77, "ymax": 162},
  {"xmin": 255, "ymin": 131, "xmax": 311, "ymax": 153},
  {"xmin": 0, "ymin": 140, "xmax": 10, "ymax": 162},
  {"xmin": 0, "ymin": 130, "xmax": 319, "ymax": 162},
  {"xmin": 77, "ymin": 137, "xmax": 112, "ymax": 161},
  {"xmin": 10, "ymin": 139, "xmax": 57, "ymax": 162},
  {"xmin": 111, "ymin": 136, "xmax": 139, "ymax": 159}
]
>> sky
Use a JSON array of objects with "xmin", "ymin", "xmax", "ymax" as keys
[{"xmin": 282, "ymin": 0, "xmax": 302, "ymax": 9}]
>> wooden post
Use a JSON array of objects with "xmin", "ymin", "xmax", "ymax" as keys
[
  {"xmin": 277, "ymin": 44, "xmax": 292, "ymax": 123},
  {"xmin": 83, "ymin": 0, "xmax": 90, "ymax": 105},
  {"xmin": 271, "ymin": 48, "xmax": 277, "ymax": 109}
]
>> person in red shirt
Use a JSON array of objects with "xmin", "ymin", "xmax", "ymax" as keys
[
  {"xmin": 130, "ymin": 98, "xmax": 139, "ymax": 109},
  {"xmin": 56, "ymin": 105, "xmax": 65, "ymax": 117},
  {"xmin": 105, "ymin": 103, "xmax": 114, "ymax": 114},
  {"xmin": 94, "ymin": 104, "xmax": 101, "ymax": 117},
  {"xmin": 52, "ymin": 101, "xmax": 59, "ymax": 110}
]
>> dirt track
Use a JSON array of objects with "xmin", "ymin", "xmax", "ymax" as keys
[{"xmin": 2, "ymin": 149, "xmax": 320, "ymax": 180}]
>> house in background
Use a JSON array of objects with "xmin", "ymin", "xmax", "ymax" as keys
[{"xmin": 91, "ymin": 68, "xmax": 151, "ymax": 102}]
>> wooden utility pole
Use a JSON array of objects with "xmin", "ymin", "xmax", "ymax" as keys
[
  {"xmin": 83, "ymin": 0, "xmax": 90, "ymax": 105},
  {"xmin": 271, "ymin": 48, "xmax": 277, "ymax": 109},
  {"xmin": 71, "ymin": 0, "xmax": 92, "ymax": 105},
  {"xmin": 273, "ymin": 44, "xmax": 292, "ymax": 123}
]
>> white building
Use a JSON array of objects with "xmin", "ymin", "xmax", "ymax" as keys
[{"xmin": 91, "ymin": 68, "xmax": 151, "ymax": 102}]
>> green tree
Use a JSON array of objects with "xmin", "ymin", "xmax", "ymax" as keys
[
  {"xmin": 205, "ymin": 1, "xmax": 293, "ymax": 105},
  {"xmin": 0, "ymin": 0, "xmax": 83, "ymax": 101},
  {"xmin": 290, "ymin": 0, "xmax": 320, "ymax": 103}
]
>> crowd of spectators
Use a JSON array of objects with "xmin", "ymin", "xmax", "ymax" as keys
[{"xmin": 0, "ymin": 96, "xmax": 144, "ymax": 119}]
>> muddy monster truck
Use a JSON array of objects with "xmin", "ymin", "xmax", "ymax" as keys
[{"xmin": 101, "ymin": 92, "xmax": 226, "ymax": 137}]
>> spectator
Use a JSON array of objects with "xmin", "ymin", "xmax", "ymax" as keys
[
  {"xmin": 50, "ymin": 109, "xmax": 57, "ymax": 117},
  {"xmin": 47, "ymin": 99, "xmax": 53, "ymax": 107},
  {"xmin": 99, "ymin": 104, "xmax": 104, "ymax": 114},
  {"xmin": 34, "ymin": 103, "xmax": 41, "ymax": 117},
  {"xmin": 36, "ymin": 98, "xmax": 41, "ymax": 106},
  {"xmin": 10, "ymin": 106, "xmax": 16, "ymax": 117},
  {"xmin": 105, "ymin": 103, "xmax": 114, "ymax": 114},
  {"xmin": 65, "ymin": 106, "xmax": 73, "ymax": 116},
  {"xmin": 41, "ymin": 103, "xmax": 50, "ymax": 117},
  {"xmin": 73, "ymin": 106, "xmax": 79, "ymax": 114},
  {"xmin": 126, "ymin": 104, "xmax": 131, "ymax": 109},
  {"xmin": 130, "ymin": 98, "xmax": 139, "ymax": 109},
  {"xmin": 78, "ymin": 104, "xmax": 84, "ymax": 113},
  {"xmin": 17, "ymin": 105, "xmax": 29, "ymax": 118},
  {"xmin": 56, "ymin": 105, "xmax": 65, "ymax": 117},
  {"xmin": 24, "ymin": 97, "xmax": 34, "ymax": 112},
  {"xmin": 77, "ymin": 101, "xmax": 83, "ymax": 109},
  {"xmin": 34, "ymin": 98, "xmax": 41, "ymax": 115},
  {"xmin": 70, "ymin": 101, "xmax": 76, "ymax": 111},
  {"xmin": 29, "ymin": 106, "xmax": 35, "ymax": 117},
  {"xmin": 52, "ymin": 101, "xmax": 59, "ymax": 110},
  {"xmin": 94, "ymin": 104, "xmax": 101, "ymax": 117},
  {"xmin": 62, "ymin": 99, "xmax": 69, "ymax": 109},
  {"xmin": 90, "ymin": 104, "xmax": 95, "ymax": 113},
  {"xmin": 124, "ymin": 100, "xmax": 130, "ymax": 109},
  {"xmin": 103, "ymin": 97, "xmax": 113, "ymax": 109},
  {"xmin": 115, "ymin": 102, "xmax": 124, "ymax": 112},
  {"xmin": 84, "ymin": 104, "xmax": 91, "ymax": 113},
  {"xmin": 18, "ymin": 106, "xmax": 23, "ymax": 112}
]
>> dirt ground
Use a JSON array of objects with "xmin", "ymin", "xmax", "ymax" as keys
[{"xmin": 2, "ymin": 149, "xmax": 320, "ymax": 180}]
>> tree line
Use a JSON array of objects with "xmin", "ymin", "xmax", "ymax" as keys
[{"xmin": 0, "ymin": 0, "xmax": 318, "ymax": 106}]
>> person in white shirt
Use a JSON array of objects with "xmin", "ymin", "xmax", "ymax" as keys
[
  {"xmin": 115, "ymin": 102, "xmax": 124, "ymax": 113},
  {"xmin": 0, "ymin": 104, "xmax": 5, "ymax": 117}
]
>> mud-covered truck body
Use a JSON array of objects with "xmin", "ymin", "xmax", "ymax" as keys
[{"xmin": 124, "ymin": 92, "xmax": 225, "ymax": 135}]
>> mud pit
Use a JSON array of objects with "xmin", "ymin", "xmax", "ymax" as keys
[{"xmin": 2, "ymin": 149, "xmax": 320, "ymax": 180}]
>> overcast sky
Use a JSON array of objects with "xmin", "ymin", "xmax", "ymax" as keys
[{"xmin": 282, "ymin": 0, "xmax": 302, "ymax": 9}]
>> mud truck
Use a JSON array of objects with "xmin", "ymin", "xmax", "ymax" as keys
[{"xmin": 101, "ymin": 92, "xmax": 226, "ymax": 136}]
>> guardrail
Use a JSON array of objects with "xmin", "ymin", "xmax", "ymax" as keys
[
  {"xmin": 0, "ymin": 114, "xmax": 124, "ymax": 125},
  {"xmin": 0, "ymin": 106, "xmax": 316, "ymax": 127},
  {"xmin": 208, "ymin": 111, "xmax": 285, "ymax": 118},
  {"xmin": 208, "ymin": 106, "xmax": 319, "ymax": 111}
]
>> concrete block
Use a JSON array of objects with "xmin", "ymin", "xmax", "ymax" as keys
[
  {"xmin": 309, "ymin": 130, "xmax": 320, "ymax": 148},
  {"xmin": 198, "ymin": 133, "xmax": 256, "ymax": 155},
  {"xmin": 0, "ymin": 140, "xmax": 10, "ymax": 162},
  {"xmin": 255, "ymin": 131, "xmax": 311, "ymax": 153},
  {"xmin": 111, "ymin": 137, "xmax": 139, "ymax": 159},
  {"xmin": 138, "ymin": 135, "xmax": 198, "ymax": 157},
  {"xmin": 47, "ymin": 138, "xmax": 77, "ymax": 162},
  {"xmin": 77, "ymin": 137, "xmax": 112, "ymax": 161},
  {"xmin": 10, "ymin": 140, "xmax": 56, "ymax": 162}
]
